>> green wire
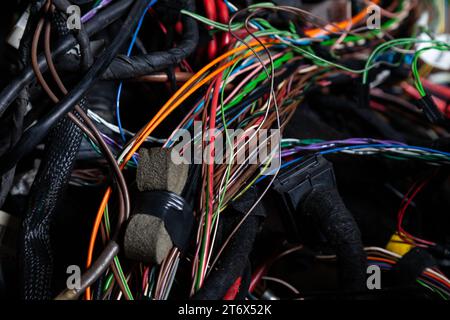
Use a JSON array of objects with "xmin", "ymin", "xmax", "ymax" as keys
[
  {"xmin": 83, "ymin": 133, "xmax": 136, "ymax": 299},
  {"xmin": 416, "ymin": 279, "xmax": 449, "ymax": 300},
  {"xmin": 221, "ymin": 52, "xmax": 293, "ymax": 112},
  {"xmin": 412, "ymin": 45, "xmax": 450, "ymax": 97},
  {"xmin": 103, "ymin": 204, "xmax": 110, "ymax": 238},
  {"xmin": 194, "ymin": 42, "xmax": 289, "ymax": 286},
  {"xmin": 233, "ymin": 152, "xmax": 274, "ymax": 201},
  {"xmin": 363, "ymin": 38, "xmax": 450, "ymax": 84},
  {"xmin": 194, "ymin": 59, "xmax": 242, "ymax": 289},
  {"xmin": 323, "ymin": 0, "xmax": 406, "ymax": 47},
  {"xmin": 101, "ymin": 204, "xmax": 134, "ymax": 300},
  {"xmin": 92, "ymin": 0, "xmax": 103, "ymax": 8},
  {"xmin": 103, "ymin": 273, "xmax": 114, "ymax": 293},
  {"xmin": 113, "ymin": 256, "xmax": 133, "ymax": 299}
]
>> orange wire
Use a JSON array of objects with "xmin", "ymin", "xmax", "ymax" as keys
[
  {"xmin": 85, "ymin": 1, "xmax": 381, "ymax": 298},
  {"xmin": 122, "ymin": 46, "xmax": 271, "ymax": 166},
  {"xmin": 121, "ymin": 40, "xmax": 279, "ymax": 160},
  {"xmin": 370, "ymin": 258, "xmax": 450, "ymax": 288},
  {"xmin": 368, "ymin": 257, "xmax": 397, "ymax": 265},
  {"xmin": 85, "ymin": 40, "xmax": 277, "ymax": 299},
  {"xmin": 85, "ymin": 187, "xmax": 112, "ymax": 299},
  {"xmin": 423, "ymin": 271, "xmax": 450, "ymax": 288},
  {"xmin": 305, "ymin": 0, "xmax": 381, "ymax": 38}
]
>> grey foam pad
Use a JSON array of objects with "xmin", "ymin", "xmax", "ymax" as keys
[
  {"xmin": 137, "ymin": 148, "xmax": 189, "ymax": 195},
  {"xmin": 124, "ymin": 214, "xmax": 173, "ymax": 265}
]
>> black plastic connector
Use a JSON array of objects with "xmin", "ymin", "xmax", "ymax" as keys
[
  {"xmin": 416, "ymin": 94, "xmax": 445, "ymax": 124},
  {"xmin": 272, "ymin": 155, "xmax": 336, "ymax": 242},
  {"xmin": 273, "ymin": 155, "xmax": 367, "ymax": 292}
]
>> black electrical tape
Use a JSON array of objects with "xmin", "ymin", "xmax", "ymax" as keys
[
  {"xmin": 0, "ymin": 0, "xmax": 148, "ymax": 175},
  {"xmin": 133, "ymin": 191, "xmax": 194, "ymax": 252},
  {"xmin": 391, "ymin": 247, "xmax": 437, "ymax": 286}
]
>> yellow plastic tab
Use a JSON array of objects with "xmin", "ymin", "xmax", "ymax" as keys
[{"xmin": 386, "ymin": 233, "xmax": 414, "ymax": 256}]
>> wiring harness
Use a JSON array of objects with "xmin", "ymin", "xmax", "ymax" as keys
[{"xmin": 0, "ymin": 0, "xmax": 449, "ymax": 302}]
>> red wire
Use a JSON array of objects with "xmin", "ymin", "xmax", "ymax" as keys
[
  {"xmin": 422, "ymin": 78, "xmax": 450, "ymax": 100},
  {"xmin": 207, "ymin": 72, "xmax": 222, "ymax": 224},
  {"xmin": 203, "ymin": 0, "xmax": 218, "ymax": 59},
  {"xmin": 249, "ymin": 264, "xmax": 269, "ymax": 293},
  {"xmin": 401, "ymin": 82, "xmax": 449, "ymax": 118},
  {"xmin": 397, "ymin": 176, "xmax": 436, "ymax": 247},
  {"xmin": 201, "ymin": 73, "xmax": 223, "ymax": 282},
  {"xmin": 423, "ymin": 271, "xmax": 450, "ymax": 290},
  {"xmin": 142, "ymin": 267, "xmax": 150, "ymax": 292},
  {"xmin": 223, "ymin": 277, "xmax": 242, "ymax": 300},
  {"xmin": 216, "ymin": 0, "xmax": 231, "ymax": 49}
]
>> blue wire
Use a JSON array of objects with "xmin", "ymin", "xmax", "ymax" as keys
[
  {"xmin": 116, "ymin": 0, "xmax": 157, "ymax": 144},
  {"xmin": 256, "ymin": 144, "xmax": 450, "ymax": 183},
  {"xmin": 369, "ymin": 262, "xmax": 392, "ymax": 271},
  {"xmin": 224, "ymin": 0, "xmax": 237, "ymax": 13}
]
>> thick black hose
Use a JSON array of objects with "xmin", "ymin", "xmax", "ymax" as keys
[
  {"xmin": 21, "ymin": 102, "xmax": 87, "ymax": 300},
  {"xmin": 0, "ymin": 0, "xmax": 132, "ymax": 119},
  {"xmin": 101, "ymin": 0, "xmax": 199, "ymax": 80},
  {"xmin": 301, "ymin": 186, "xmax": 367, "ymax": 292},
  {"xmin": 0, "ymin": 0, "xmax": 149, "ymax": 175},
  {"xmin": 0, "ymin": 1, "xmax": 47, "ymax": 207},
  {"xmin": 21, "ymin": 6, "xmax": 104, "ymax": 299}
]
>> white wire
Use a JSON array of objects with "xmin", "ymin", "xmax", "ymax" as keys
[
  {"xmin": 262, "ymin": 276, "xmax": 300, "ymax": 295},
  {"xmin": 87, "ymin": 109, "xmax": 166, "ymax": 144}
]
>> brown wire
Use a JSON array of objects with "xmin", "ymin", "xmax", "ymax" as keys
[
  {"xmin": 30, "ymin": 1, "xmax": 131, "ymax": 300},
  {"xmin": 42, "ymin": 18, "xmax": 130, "ymax": 228},
  {"xmin": 43, "ymin": 14, "xmax": 132, "ymax": 300},
  {"xmin": 135, "ymin": 72, "xmax": 193, "ymax": 83}
]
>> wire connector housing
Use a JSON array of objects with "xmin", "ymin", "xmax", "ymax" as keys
[{"xmin": 272, "ymin": 154, "xmax": 336, "ymax": 242}]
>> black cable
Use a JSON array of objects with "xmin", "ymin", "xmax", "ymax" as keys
[
  {"xmin": 235, "ymin": 260, "xmax": 252, "ymax": 300},
  {"xmin": 21, "ymin": 101, "xmax": 87, "ymax": 300},
  {"xmin": 192, "ymin": 215, "xmax": 262, "ymax": 300},
  {"xmin": 0, "ymin": 0, "xmax": 149, "ymax": 175},
  {"xmin": 0, "ymin": 0, "xmax": 132, "ymax": 119},
  {"xmin": 192, "ymin": 186, "xmax": 265, "ymax": 300},
  {"xmin": 0, "ymin": 0, "xmax": 45, "ymax": 207},
  {"xmin": 52, "ymin": 0, "xmax": 93, "ymax": 69},
  {"xmin": 101, "ymin": 0, "xmax": 199, "ymax": 80},
  {"xmin": 301, "ymin": 186, "xmax": 367, "ymax": 292}
]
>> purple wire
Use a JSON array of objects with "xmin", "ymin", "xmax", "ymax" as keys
[
  {"xmin": 81, "ymin": 0, "xmax": 113, "ymax": 23},
  {"xmin": 100, "ymin": 132, "xmax": 140, "ymax": 159},
  {"xmin": 100, "ymin": 132, "xmax": 121, "ymax": 149},
  {"xmin": 281, "ymin": 138, "xmax": 406, "ymax": 157}
]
